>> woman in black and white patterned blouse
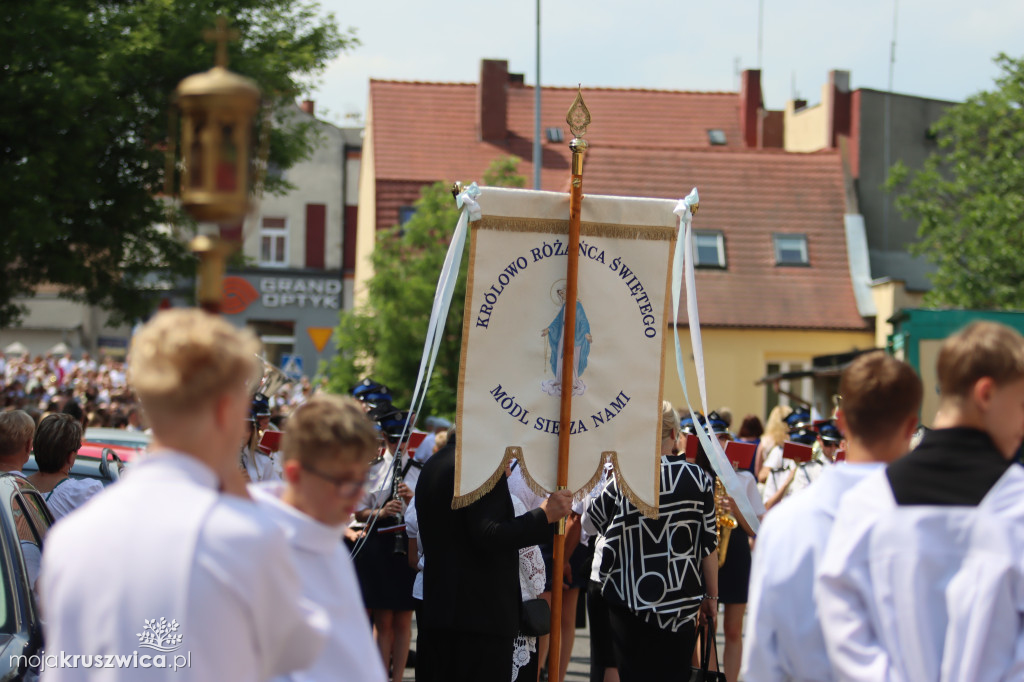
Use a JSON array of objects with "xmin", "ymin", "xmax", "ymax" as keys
[{"xmin": 582, "ymin": 401, "xmax": 718, "ymax": 682}]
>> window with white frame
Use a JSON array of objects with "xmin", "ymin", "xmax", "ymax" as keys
[
  {"xmin": 773, "ymin": 233, "xmax": 809, "ymax": 266},
  {"xmin": 694, "ymin": 231, "xmax": 726, "ymax": 268},
  {"xmin": 260, "ymin": 217, "xmax": 288, "ymax": 267}
]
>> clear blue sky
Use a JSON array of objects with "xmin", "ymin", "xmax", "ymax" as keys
[{"xmin": 309, "ymin": 0, "xmax": 1024, "ymax": 126}]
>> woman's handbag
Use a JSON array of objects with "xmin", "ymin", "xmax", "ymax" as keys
[
  {"xmin": 520, "ymin": 597, "xmax": 551, "ymax": 637},
  {"xmin": 689, "ymin": 619, "xmax": 727, "ymax": 682}
]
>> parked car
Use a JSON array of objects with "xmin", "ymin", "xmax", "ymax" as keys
[
  {"xmin": 22, "ymin": 447, "xmax": 125, "ymax": 486},
  {"xmin": 0, "ymin": 474, "xmax": 53, "ymax": 680},
  {"xmin": 82, "ymin": 428, "xmax": 149, "ymax": 462}
]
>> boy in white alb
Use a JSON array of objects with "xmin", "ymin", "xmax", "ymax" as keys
[
  {"xmin": 40, "ymin": 309, "xmax": 327, "ymax": 681},
  {"xmin": 251, "ymin": 394, "xmax": 386, "ymax": 682},
  {"xmin": 817, "ymin": 322, "xmax": 1024, "ymax": 681},
  {"xmin": 742, "ymin": 352, "xmax": 922, "ymax": 682}
]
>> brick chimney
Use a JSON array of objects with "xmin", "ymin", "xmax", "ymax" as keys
[
  {"xmin": 739, "ymin": 70, "xmax": 763, "ymax": 148},
  {"xmin": 826, "ymin": 70, "xmax": 851, "ymax": 148},
  {"xmin": 300, "ymin": 100, "xmax": 315, "ymax": 116},
  {"xmin": 478, "ymin": 59, "xmax": 508, "ymax": 142}
]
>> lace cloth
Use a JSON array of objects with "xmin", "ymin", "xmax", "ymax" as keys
[{"xmin": 511, "ymin": 493, "xmax": 544, "ymax": 681}]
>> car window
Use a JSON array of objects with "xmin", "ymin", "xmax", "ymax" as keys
[
  {"xmin": 9, "ymin": 491, "xmax": 42, "ymax": 613},
  {"xmin": 19, "ymin": 491, "xmax": 52, "ymax": 540},
  {"xmin": 0, "ymin": 525, "xmax": 16, "ymax": 635}
]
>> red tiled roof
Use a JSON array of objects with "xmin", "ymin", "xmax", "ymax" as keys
[
  {"xmin": 370, "ymin": 80, "xmax": 743, "ymax": 186},
  {"xmin": 583, "ymin": 147, "xmax": 866, "ymax": 330},
  {"xmin": 369, "ymin": 80, "xmax": 868, "ymax": 332}
]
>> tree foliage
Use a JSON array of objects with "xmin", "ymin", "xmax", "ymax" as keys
[
  {"xmin": 888, "ymin": 53, "xmax": 1024, "ymax": 309},
  {"xmin": 327, "ymin": 157, "xmax": 526, "ymax": 418},
  {"xmin": 0, "ymin": 1, "xmax": 355, "ymax": 326}
]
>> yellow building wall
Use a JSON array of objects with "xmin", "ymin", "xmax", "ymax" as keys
[
  {"xmin": 661, "ymin": 327, "xmax": 874, "ymax": 423},
  {"xmin": 918, "ymin": 338, "xmax": 943, "ymax": 428},
  {"xmin": 353, "ymin": 101, "xmax": 377, "ymax": 309},
  {"xmin": 870, "ymin": 279, "xmax": 925, "ymax": 349},
  {"xmin": 783, "ymin": 84, "xmax": 831, "ymax": 152}
]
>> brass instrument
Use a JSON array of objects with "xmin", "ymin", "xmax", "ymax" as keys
[
  {"xmin": 715, "ymin": 477, "xmax": 738, "ymax": 568},
  {"xmin": 254, "ymin": 354, "xmax": 293, "ymax": 400}
]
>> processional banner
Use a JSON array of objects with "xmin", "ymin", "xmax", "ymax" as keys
[{"xmin": 455, "ymin": 187, "xmax": 677, "ymax": 515}]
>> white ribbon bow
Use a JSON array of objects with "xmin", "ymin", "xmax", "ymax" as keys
[{"xmin": 456, "ymin": 182, "xmax": 483, "ymax": 222}]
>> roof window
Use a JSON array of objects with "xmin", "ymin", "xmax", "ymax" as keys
[
  {"xmin": 708, "ymin": 129, "xmax": 727, "ymax": 146},
  {"xmin": 773, "ymin": 234, "xmax": 809, "ymax": 266}
]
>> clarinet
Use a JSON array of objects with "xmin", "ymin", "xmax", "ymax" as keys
[{"xmin": 390, "ymin": 452, "xmax": 408, "ymax": 556}]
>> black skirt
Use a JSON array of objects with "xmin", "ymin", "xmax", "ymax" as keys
[
  {"xmin": 718, "ymin": 526, "xmax": 751, "ymax": 604},
  {"xmin": 354, "ymin": 528, "xmax": 418, "ymax": 611}
]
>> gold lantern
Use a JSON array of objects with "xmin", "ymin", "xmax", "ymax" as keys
[{"xmin": 175, "ymin": 18, "xmax": 261, "ymax": 223}]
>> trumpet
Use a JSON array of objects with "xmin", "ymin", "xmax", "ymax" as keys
[
  {"xmin": 253, "ymin": 354, "xmax": 293, "ymax": 400},
  {"xmin": 715, "ymin": 477, "xmax": 738, "ymax": 568}
]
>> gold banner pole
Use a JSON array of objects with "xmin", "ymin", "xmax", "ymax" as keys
[{"xmin": 549, "ymin": 87, "xmax": 590, "ymax": 681}]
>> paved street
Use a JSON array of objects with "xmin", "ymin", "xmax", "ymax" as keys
[{"xmin": 400, "ymin": 606, "xmax": 730, "ymax": 680}]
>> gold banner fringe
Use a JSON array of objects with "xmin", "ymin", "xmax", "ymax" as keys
[
  {"xmin": 477, "ymin": 216, "xmax": 677, "ymax": 242},
  {"xmin": 452, "ymin": 448, "xmax": 660, "ymax": 520}
]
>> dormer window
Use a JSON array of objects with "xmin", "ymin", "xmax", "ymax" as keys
[
  {"xmin": 708, "ymin": 129, "xmax": 727, "ymax": 146},
  {"xmin": 694, "ymin": 231, "xmax": 726, "ymax": 268},
  {"xmin": 773, "ymin": 234, "xmax": 809, "ymax": 266},
  {"xmin": 546, "ymin": 127, "xmax": 564, "ymax": 143}
]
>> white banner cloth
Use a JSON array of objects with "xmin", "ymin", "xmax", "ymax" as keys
[{"xmin": 455, "ymin": 187, "xmax": 677, "ymax": 515}]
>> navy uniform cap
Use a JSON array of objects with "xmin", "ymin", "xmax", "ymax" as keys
[
  {"xmin": 819, "ymin": 423, "xmax": 843, "ymax": 443},
  {"xmin": 707, "ymin": 411, "xmax": 731, "ymax": 436},
  {"xmin": 251, "ymin": 392, "xmax": 271, "ymax": 419},
  {"xmin": 679, "ymin": 411, "xmax": 706, "ymax": 436},
  {"xmin": 789, "ymin": 428, "xmax": 817, "ymax": 446},
  {"xmin": 378, "ymin": 410, "xmax": 412, "ymax": 442}
]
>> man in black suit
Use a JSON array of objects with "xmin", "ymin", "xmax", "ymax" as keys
[{"xmin": 416, "ymin": 436, "xmax": 573, "ymax": 682}]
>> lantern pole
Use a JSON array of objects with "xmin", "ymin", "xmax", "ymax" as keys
[
  {"xmin": 175, "ymin": 16, "xmax": 260, "ymax": 314},
  {"xmin": 549, "ymin": 87, "xmax": 589, "ymax": 679}
]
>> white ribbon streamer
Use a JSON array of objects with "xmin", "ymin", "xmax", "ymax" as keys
[
  {"xmin": 398, "ymin": 182, "xmax": 480, "ymax": 442},
  {"xmin": 671, "ymin": 189, "xmax": 761, "ymax": 535},
  {"xmin": 353, "ymin": 182, "xmax": 480, "ymax": 558}
]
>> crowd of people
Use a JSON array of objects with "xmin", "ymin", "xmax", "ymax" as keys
[{"xmin": 2, "ymin": 312, "xmax": 1024, "ymax": 681}]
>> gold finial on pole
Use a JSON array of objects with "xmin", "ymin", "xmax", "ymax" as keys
[
  {"xmin": 567, "ymin": 86, "xmax": 590, "ymax": 178},
  {"xmin": 203, "ymin": 16, "xmax": 240, "ymax": 69}
]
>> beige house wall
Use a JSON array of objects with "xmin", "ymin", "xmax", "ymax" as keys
[
  {"xmin": 870, "ymin": 279, "xmax": 925, "ymax": 349},
  {"xmin": 662, "ymin": 327, "xmax": 874, "ymax": 422},
  {"xmin": 784, "ymin": 84, "xmax": 831, "ymax": 152}
]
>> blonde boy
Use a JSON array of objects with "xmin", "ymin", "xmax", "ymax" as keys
[
  {"xmin": 250, "ymin": 395, "xmax": 386, "ymax": 682},
  {"xmin": 818, "ymin": 322, "xmax": 1024, "ymax": 681},
  {"xmin": 40, "ymin": 309, "xmax": 326, "ymax": 681}
]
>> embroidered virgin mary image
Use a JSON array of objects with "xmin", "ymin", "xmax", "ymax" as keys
[{"xmin": 541, "ymin": 280, "xmax": 593, "ymax": 397}]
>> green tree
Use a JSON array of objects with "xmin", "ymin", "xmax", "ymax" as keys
[
  {"xmin": 0, "ymin": 1, "xmax": 355, "ymax": 326},
  {"xmin": 888, "ymin": 53, "xmax": 1024, "ymax": 308},
  {"xmin": 327, "ymin": 156, "xmax": 526, "ymax": 418}
]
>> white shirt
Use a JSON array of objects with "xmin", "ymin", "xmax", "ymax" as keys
[
  {"xmin": 743, "ymin": 462, "xmax": 882, "ymax": 682},
  {"xmin": 44, "ymin": 477, "xmax": 104, "ymax": 521},
  {"xmin": 816, "ymin": 466, "xmax": 1024, "ymax": 682},
  {"xmin": 251, "ymin": 483, "xmax": 387, "ymax": 682},
  {"xmin": 404, "ymin": 497, "xmax": 424, "ymax": 600},
  {"xmin": 763, "ymin": 457, "xmax": 829, "ymax": 503},
  {"xmin": 241, "ymin": 446, "xmax": 280, "ymax": 483},
  {"xmin": 40, "ymin": 450, "xmax": 327, "ymax": 681}
]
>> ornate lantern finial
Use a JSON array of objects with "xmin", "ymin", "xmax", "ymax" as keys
[
  {"xmin": 175, "ymin": 17, "xmax": 261, "ymax": 223},
  {"xmin": 203, "ymin": 17, "xmax": 239, "ymax": 69}
]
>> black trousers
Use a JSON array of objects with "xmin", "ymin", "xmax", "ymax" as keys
[
  {"xmin": 588, "ymin": 581, "xmax": 617, "ymax": 682},
  {"xmin": 607, "ymin": 601, "xmax": 697, "ymax": 682},
  {"xmin": 414, "ymin": 600, "xmax": 434, "ymax": 682},
  {"xmin": 430, "ymin": 628, "xmax": 515, "ymax": 682}
]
